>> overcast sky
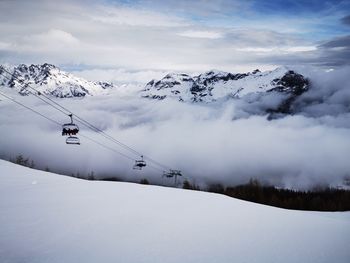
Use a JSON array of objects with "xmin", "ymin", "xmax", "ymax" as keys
[{"xmin": 0, "ymin": 0, "xmax": 349, "ymax": 78}]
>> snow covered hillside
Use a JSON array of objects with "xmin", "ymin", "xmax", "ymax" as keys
[
  {"xmin": 141, "ymin": 67, "xmax": 309, "ymax": 103},
  {"xmin": 0, "ymin": 160, "xmax": 349, "ymax": 263},
  {"xmin": 0, "ymin": 64, "xmax": 114, "ymax": 98}
]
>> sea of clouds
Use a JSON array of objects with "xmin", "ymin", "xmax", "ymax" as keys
[{"xmin": 0, "ymin": 66, "xmax": 349, "ymax": 190}]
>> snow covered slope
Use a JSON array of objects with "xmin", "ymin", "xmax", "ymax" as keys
[
  {"xmin": 0, "ymin": 64, "xmax": 114, "ymax": 98},
  {"xmin": 141, "ymin": 67, "xmax": 309, "ymax": 103},
  {"xmin": 0, "ymin": 160, "xmax": 349, "ymax": 263}
]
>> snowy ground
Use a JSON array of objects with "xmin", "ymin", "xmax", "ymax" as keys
[{"xmin": 0, "ymin": 160, "xmax": 349, "ymax": 263}]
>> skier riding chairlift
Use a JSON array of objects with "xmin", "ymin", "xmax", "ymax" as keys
[
  {"xmin": 62, "ymin": 114, "xmax": 79, "ymax": 136},
  {"xmin": 62, "ymin": 114, "xmax": 80, "ymax": 145}
]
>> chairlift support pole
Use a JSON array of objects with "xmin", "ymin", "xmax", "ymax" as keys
[{"xmin": 69, "ymin": 113, "xmax": 73, "ymax": 124}]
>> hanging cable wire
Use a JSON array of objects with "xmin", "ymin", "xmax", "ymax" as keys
[
  {"xmin": 0, "ymin": 91, "xmax": 62, "ymax": 126},
  {"xmin": 0, "ymin": 91, "xmax": 145, "ymax": 165},
  {"xmin": 0, "ymin": 68, "xmax": 173, "ymax": 171},
  {"xmin": 0, "ymin": 69, "xmax": 140, "ymax": 154},
  {"xmin": 2, "ymin": 68, "xmax": 171, "ymax": 173}
]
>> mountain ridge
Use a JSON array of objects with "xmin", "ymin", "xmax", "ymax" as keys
[
  {"xmin": 141, "ymin": 67, "xmax": 309, "ymax": 103},
  {"xmin": 0, "ymin": 63, "xmax": 114, "ymax": 98},
  {"xmin": 0, "ymin": 63, "xmax": 310, "ymax": 116}
]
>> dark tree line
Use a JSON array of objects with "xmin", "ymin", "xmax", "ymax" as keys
[
  {"xmin": 205, "ymin": 179, "xmax": 350, "ymax": 211},
  {"xmin": 10, "ymin": 154, "xmax": 35, "ymax": 168}
]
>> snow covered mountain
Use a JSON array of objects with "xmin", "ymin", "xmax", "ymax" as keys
[
  {"xmin": 141, "ymin": 67, "xmax": 309, "ymax": 103},
  {"xmin": 0, "ymin": 63, "xmax": 114, "ymax": 98},
  {"xmin": 0, "ymin": 64, "xmax": 309, "ymax": 106}
]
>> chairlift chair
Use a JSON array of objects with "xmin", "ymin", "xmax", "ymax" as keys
[
  {"xmin": 62, "ymin": 114, "xmax": 79, "ymax": 136},
  {"xmin": 66, "ymin": 136, "xmax": 80, "ymax": 145},
  {"xmin": 62, "ymin": 114, "xmax": 80, "ymax": 145},
  {"xmin": 170, "ymin": 169, "xmax": 182, "ymax": 177},
  {"xmin": 163, "ymin": 171, "xmax": 174, "ymax": 178},
  {"xmin": 163, "ymin": 169, "xmax": 182, "ymax": 178},
  {"xmin": 163, "ymin": 169, "xmax": 183, "ymax": 186},
  {"xmin": 133, "ymin": 155, "xmax": 146, "ymax": 170}
]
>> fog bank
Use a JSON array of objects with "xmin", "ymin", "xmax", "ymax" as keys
[{"xmin": 0, "ymin": 67, "xmax": 349, "ymax": 189}]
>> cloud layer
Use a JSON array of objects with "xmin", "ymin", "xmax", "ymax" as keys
[{"xmin": 0, "ymin": 66, "xmax": 349, "ymax": 190}]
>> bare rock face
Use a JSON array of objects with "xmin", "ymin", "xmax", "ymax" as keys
[{"xmin": 269, "ymin": 70, "xmax": 309, "ymax": 95}]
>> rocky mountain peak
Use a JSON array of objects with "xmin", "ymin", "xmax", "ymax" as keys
[{"xmin": 0, "ymin": 63, "xmax": 115, "ymax": 98}]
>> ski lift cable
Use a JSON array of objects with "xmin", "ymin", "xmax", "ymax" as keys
[
  {"xmin": 0, "ymin": 89, "xmax": 166, "ymax": 173},
  {"xmin": 142, "ymin": 156, "xmax": 170, "ymax": 170},
  {"xmin": 59, "ymin": 113, "xmax": 167, "ymax": 169},
  {"xmin": 0, "ymin": 69, "xmax": 173, "ymax": 171},
  {"xmin": 3, "ymin": 69, "xmax": 68, "ymax": 115},
  {"xmin": 79, "ymin": 133, "xmax": 163, "ymax": 172},
  {"xmin": 0, "ymin": 70, "xmax": 69, "ymax": 115},
  {"xmin": 0, "ymin": 91, "xmax": 141, "ymax": 163},
  {"xmin": 74, "ymin": 116, "xmax": 140, "ymax": 155},
  {"xmin": 26, "ymin": 89, "xmax": 70, "ymax": 116},
  {"xmin": 1, "ymin": 90, "xmax": 180, "ymax": 179},
  {"xmin": 1, "ymin": 69, "xmax": 173, "ymax": 171},
  {"xmin": 74, "ymin": 116, "xmax": 171, "ymax": 170},
  {"xmin": 0, "ymin": 69, "xmax": 141, "ymax": 156},
  {"xmin": 0, "ymin": 91, "xmax": 62, "ymax": 126},
  {"xmin": 79, "ymin": 133, "xmax": 136, "ymax": 162},
  {"xmin": 1, "ymin": 68, "xmax": 72, "ymax": 116}
]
